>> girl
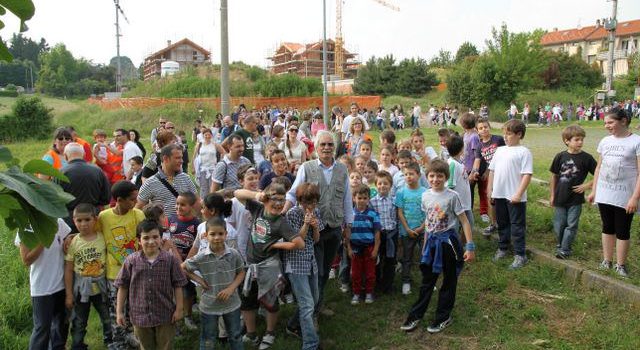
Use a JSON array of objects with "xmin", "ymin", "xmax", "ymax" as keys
[
  {"xmin": 260, "ymin": 149, "xmax": 294, "ymax": 190},
  {"xmin": 258, "ymin": 142, "xmax": 279, "ymax": 177},
  {"xmin": 378, "ymin": 145, "xmax": 399, "ymax": 177},
  {"xmin": 522, "ymin": 103, "xmax": 530, "ymax": 125},
  {"xmin": 230, "ymin": 164, "xmax": 262, "ymax": 261},
  {"xmin": 410, "ymin": 129, "xmax": 437, "ymax": 168},
  {"xmin": 280, "ymin": 125, "xmax": 307, "ymax": 172},
  {"xmin": 311, "ymin": 113, "xmax": 327, "ymax": 137},
  {"xmin": 142, "ymin": 203, "xmax": 182, "ymax": 260},
  {"xmin": 193, "ymin": 127, "xmax": 225, "ymax": 198},
  {"xmin": 587, "ymin": 108, "xmax": 640, "ymax": 278}
]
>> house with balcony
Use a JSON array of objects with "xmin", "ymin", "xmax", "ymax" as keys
[
  {"xmin": 143, "ymin": 38, "xmax": 211, "ymax": 81},
  {"xmin": 540, "ymin": 19, "xmax": 639, "ymax": 77},
  {"xmin": 268, "ymin": 40, "xmax": 359, "ymax": 79}
]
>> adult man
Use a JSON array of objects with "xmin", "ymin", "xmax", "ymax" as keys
[
  {"xmin": 221, "ymin": 115, "xmax": 239, "ymax": 141},
  {"xmin": 284, "ymin": 130, "xmax": 353, "ymax": 314},
  {"xmin": 341, "ymin": 103, "xmax": 370, "ymax": 140},
  {"xmin": 136, "ymin": 144, "xmax": 198, "ymax": 218},
  {"xmin": 210, "ymin": 134, "xmax": 251, "ymax": 192},
  {"xmin": 150, "ymin": 117, "xmax": 167, "ymax": 149},
  {"xmin": 233, "ymin": 114, "xmax": 257, "ymax": 164},
  {"xmin": 412, "ymin": 102, "xmax": 421, "ymax": 129},
  {"xmin": 59, "ymin": 142, "xmax": 111, "ymax": 231},
  {"xmin": 117, "ymin": 128, "xmax": 142, "ymax": 177}
]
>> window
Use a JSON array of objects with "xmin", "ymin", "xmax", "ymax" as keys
[
  {"xmin": 587, "ymin": 55, "xmax": 596, "ymax": 64},
  {"xmin": 621, "ymin": 40, "xmax": 629, "ymax": 50},
  {"xmin": 559, "ymin": 47, "xmax": 565, "ymax": 52}
]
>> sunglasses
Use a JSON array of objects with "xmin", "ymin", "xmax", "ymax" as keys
[
  {"xmin": 57, "ymin": 137, "xmax": 72, "ymax": 141},
  {"xmin": 319, "ymin": 142, "xmax": 334, "ymax": 147}
]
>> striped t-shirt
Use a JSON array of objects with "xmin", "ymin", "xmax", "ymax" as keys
[{"xmin": 350, "ymin": 207, "xmax": 381, "ymax": 248}]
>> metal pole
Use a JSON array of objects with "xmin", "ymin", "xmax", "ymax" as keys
[
  {"xmin": 115, "ymin": 0, "xmax": 122, "ymax": 92},
  {"xmin": 606, "ymin": 0, "xmax": 618, "ymax": 92},
  {"xmin": 220, "ymin": 0, "xmax": 230, "ymax": 116},
  {"xmin": 322, "ymin": 0, "xmax": 329, "ymax": 127}
]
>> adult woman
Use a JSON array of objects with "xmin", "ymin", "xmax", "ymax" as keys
[
  {"xmin": 42, "ymin": 127, "xmax": 72, "ymax": 171},
  {"xmin": 280, "ymin": 124, "xmax": 307, "ymax": 172},
  {"xmin": 299, "ymin": 111, "xmax": 313, "ymax": 140},
  {"xmin": 193, "ymin": 127, "xmax": 226, "ymax": 198},
  {"xmin": 588, "ymin": 108, "xmax": 640, "ymax": 277},
  {"xmin": 271, "ymin": 125, "xmax": 285, "ymax": 147},
  {"xmin": 128, "ymin": 129, "xmax": 147, "ymax": 159},
  {"xmin": 346, "ymin": 116, "xmax": 371, "ymax": 157}
]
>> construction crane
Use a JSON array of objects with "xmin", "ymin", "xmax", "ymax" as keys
[
  {"xmin": 335, "ymin": 0, "xmax": 399, "ymax": 79},
  {"xmin": 113, "ymin": 0, "xmax": 130, "ymax": 92}
]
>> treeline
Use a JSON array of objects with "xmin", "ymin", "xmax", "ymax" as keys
[{"xmin": 353, "ymin": 56, "xmax": 440, "ymax": 96}]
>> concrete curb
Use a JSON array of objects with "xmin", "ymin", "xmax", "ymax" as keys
[{"xmin": 527, "ymin": 247, "xmax": 640, "ymax": 305}]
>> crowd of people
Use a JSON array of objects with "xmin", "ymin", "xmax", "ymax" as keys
[{"xmin": 15, "ymin": 100, "xmax": 640, "ymax": 350}]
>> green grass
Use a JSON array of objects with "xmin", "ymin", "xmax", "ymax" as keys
[{"xmin": 2, "ymin": 97, "xmax": 640, "ymax": 349}]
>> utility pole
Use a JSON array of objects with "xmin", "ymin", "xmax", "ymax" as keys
[
  {"xmin": 114, "ymin": 0, "xmax": 122, "ymax": 92},
  {"xmin": 220, "ymin": 0, "xmax": 230, "ymax": 116},
  {"xmin": 322, "ymin": 0, "xmax": 329, "ymax": 126},
  {"xmin": 605, "ymin": 0, "xmax": 618, "ymax": 93}
]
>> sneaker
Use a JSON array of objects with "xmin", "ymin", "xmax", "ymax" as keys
[
  {"xmin": 493, "ymin": 249, "xmax": 508, "ymax": 262},
  {"xmin": 242, "ymin": 334, "xmax": 260, "ymax": 347},
  {"xmin": 395, "ymin": 262, "xmax": 402, "ymax": 273},
  {"xmin": 258, "ymin": 333, "xmax": 276, "ymax": 350},
  {"xmin": 284, "ymin": 293, "xmax": 295, "ymax": 304},
  {"xmin": 480, "ymin": 214, "xmax": 490, "ymax": 223},
  {"xmin": 351, "ymin": 295, "xmax": 360, "ymax": 305},
  {"xmin": 426, "ymin": 316, "xmax": 453, "ymax": 333},
  {"xmin": 615, "ymin": 264, "xmax": 629, "ymax": 278},
  {"xmin": 483, "ymin": 225, "xmax": 497, "ymax": 237},
  {"xmin": 183, "ymin": 316, "xmax": 198, "ymax": 331},
  {"xmin": 599, "ymin": 260, "xmax": 613, "ymax": 270},
  {"xmin": 509, "ymin": 255, "xmax": 528, "ymax": 269},
  {"xmin": 555, "ymin": 251, "xmax": 569, "ymax": 260},
  {"xmin": 328, "ymin": 268, "xmax": 336, "ymax": 280},
  {"xmin": 400, "ymin": 317, "xmax": 420, "ymax": 332},
  {"xmin": 285, "ymin": 325, "xmax": 302, "ymax": 339},
  {"xmin": 365, "ymin": 293, "xmax": 374, "ymax": 304},
  {"xmin": 124, "ymin": 333, "xmax": 140, "ymax": 348},
  {"xmin": 339, "ymin": 283, "xmax": 349, "ymax": 293},
  {"xmin": 402, "ymin": 283, "xmax": 411, "ymax": 295}
]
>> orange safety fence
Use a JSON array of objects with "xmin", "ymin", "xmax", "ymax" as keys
[{"xmin": 88, "ymin": 96, "xmax": 382, "ymax": 112}]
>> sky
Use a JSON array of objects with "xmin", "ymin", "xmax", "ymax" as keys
[{"xmin": 2, "ymin": 0, "xmax": 639, "ymax": 68}]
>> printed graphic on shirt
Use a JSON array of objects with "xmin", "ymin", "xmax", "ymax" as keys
[
  {"xmin": 109, "ymin": 226, "xmax": 137, "ymax": 264},
  {"xmin": 481, "ymin": 143, "xmax": 499, "ymax": 163},
  {"xmin": 425, "ymin": 203, "xmax": 449, "ymax": 233},
  {"xmin": 559, "ymin": 159, "xmax": 579, "ymax": 183},
  {"xmin": 74, "ymin": 247, "xmax": 105, "ymax": 277},
  {"xmin": 252, "ymin": 217, "xmax": 271, "ymax": 244}
]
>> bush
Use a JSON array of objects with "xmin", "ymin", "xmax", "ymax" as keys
[
  {"xmin": 0, "ymin": 90, "xmax": 19, "ymax": 97},
  {"xmin": 354, "ymin": 55, "xmax": 439, "ymax": 96},
  {"xmin": 0, "ymin": 96, "xmax": 54, "ymax": 142}
]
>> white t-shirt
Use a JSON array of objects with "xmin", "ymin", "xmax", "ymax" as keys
[
  {"xmin": 447, "ymin": 158, "xmax": 472, "ymax": 211},
  {"xmin": 198, "ymin": 142, "xmax": 218, "ymax": 169},
  {"xmin": 489, "ymin": 145, "xmax": 533, "ymax": 201},
  {"xmin": 228, "ymin": 198, "xmax": 252, "ymax": 260},
  {"xmin": 14, "ymin": 219, "xmax": 71, "ymax": 297},
  {"xmin": 341, "ymin": 115, "xmax": 370, "ymax": 134},
  {"xmin": 595, "ymin": 133, "xmax": 640, "ymax": 210},
  {"xmin": 122, "ymin": 141, "xmax": 143, "ymax": 174},
  {"xmin": 192, "ymin": 219, "xmax": 237, "ymax": 255}
]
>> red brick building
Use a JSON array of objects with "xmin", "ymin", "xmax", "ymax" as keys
[
  {"xmin": 143, "ymin": 38, "xmax": 211, "ymax": 81},
  {"xmin": 268, "ymin": 40, "xmax": 359, "ymax": 78}
]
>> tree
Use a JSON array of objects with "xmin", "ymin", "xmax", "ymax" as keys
[
  {"xmin": 455, "ymin": 41, "xmax": 479, "ymax": 63},
  {"xmin": 8, "ymin": 33, "xmax": 48, "ymax": 67},
  {"xmin": 355, "ymin": 55, "xmax": 439, "ymax": 96},
  {"xmin": 395, "ymin": 58, "xmax": 439, "ymax": 96},
  {"xmin": 429, "ymin": 49, "xmax": 453, "ymax": 68},
  {"xmin": 540, "ymin": 51, "xmax": 602, "ymax": 89},
  {"xmin": 0, "ymin": 0, "xmax": 35, "ymax": 62}
]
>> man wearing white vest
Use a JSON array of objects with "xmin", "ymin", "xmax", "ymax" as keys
[{"xmin": 284, "ymin": 130, "xmax": 353, "ymax": 315}]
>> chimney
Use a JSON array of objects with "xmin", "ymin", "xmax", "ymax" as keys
[
  {"xmin": 596, "ymin": 19, "xmax": 601, "ymax": 28},
  {"xmin": 167, "ymin": 40, "xmax": 172, "ymax": 47},
  {"xmin": 553, "ymin": 27, "xmax": 558, "ymax": 32}
]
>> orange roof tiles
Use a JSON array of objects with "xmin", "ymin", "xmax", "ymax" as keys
[{"xmin": 540, "ymin": 19, "xmax": 640, "ymax": 46}]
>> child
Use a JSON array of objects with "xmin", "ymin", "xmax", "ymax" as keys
[
  {"xmin": 437, "ymin": 128, "xmax": 453, "ymax": 161},
  {"xmin": 460, "ymin": 113, "xmax": 482, "ymax": 214},
  {"xmin": 16, "ymin": 219, "xmax": 71, "ymax": 349},
  {"xmin": 64, "ymin": 204, "xmax": 113, "ymax": 349},
  {"xmin": 392, "ymin": 150, "xmax": 428, "ymax": 197},
  {"xmin": 190, "ymin": 192, "xmax": 235, "ymax": 257},
  {"xmin": 234, "ymin": 183, "xmax": 305, "ymax": 349},
  {"xmin": 97, "ymin": 180, "xmax": 146, "ymax": 349},
  {"xmin": 177, "ymin": 130, "xmax": 190, "ymax": 173},
  {"xmin": 167, "ymin": 192, "xmax": 202, "ymax": 330},
  {"xmin": 354, "ymin": 155, "xmax": 367, "ymax": 176},
  {"xmin": 410, "ymin": 129, "xmax": 437, "ymax": 168},
  {"xmin": 93, "ymin": 129, "xmax": 114, "ymax": 181},
  {"xmin": 258, "ymin": 142, "xmax": 279, "ymax": 177},
  {"xmin": 400, "ymin": 159, "xmax": 475, "ymax": 333},
  {"xmin": 358, "ymin": 140, "xmax": 375, "ymax": 163},
  {"xmin": 363, "ymin": 160, "xmax": 379, "ymax": 197},
  {"xmin": 182, "ymin": 217, "xmax": 246, "ymax": 350},
  {"xmin": 370, "ymin": 171, "xmax": 398, "ymax": 294},
  {"xmin": 445, "ymin": 135, "xmax": 474, "ymax": 229},
  {"xmin": 115, "ymin": 219, "xmax": 188, "ymax": 350},
  {"xmin": 128, "ymin": 155, "xmax": 144, "ymax": 189},
  {"xmin": 398, "ymin": 139, "xmax": 413, "ymax": 153},
  {"xmin": 379, "ymin": 129, "xmax": 396, "ymax": 151},
  {"xmin": 550, "ymin": 125, "xmax": 597, "ymax": 259},
  {"xmin": 260, "ymin": 150, "xmax": 294, "ymax": 190},
  {"xmin": 487, "ymin": 120, "xmax": 533, "ymax": 269},
  {"xmin": 349, "ymin": 170, "xmax": 364, "ymax": 190},
  {"xmin": 284, "ymin": 183, "xmax": 324, "ymax": 349},
  {"xmin": 395, "ymin": 162, "xmax": 427, "ymax": 295},
  {"xmin": 378, "ymin": 145, "xmax": 399, "ymax": 177},
  {"xmin": 347, "ymin": 184, "xmax": 381, "ymax": 304},
  {"xmin": 477, "ymin": 119, "xmax": 505, "ymax": 235},
  {"xmin": 338, "ymin": 154, "xmax": 355, "ymax": 174}
]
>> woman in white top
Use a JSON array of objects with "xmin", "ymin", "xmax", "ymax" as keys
[
  {"xmin": 280, "ymin": 124, "xmax": 307, "ymax": 172},
  {"xmin": 193, "ymin": 127, "xmax": 225, "ymax": 198}
]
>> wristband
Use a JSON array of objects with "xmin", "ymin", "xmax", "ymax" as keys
[{"xmin": 465, "ymin": 242, "xmax": 476, "ymax": 252}]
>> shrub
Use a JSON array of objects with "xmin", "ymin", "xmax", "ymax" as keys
[
  {"xmin": 0, "ymin": 90, "xmax": 19, "ymax": 97},
  {"xmin": 0, "ymin": 96, "xmax": 54, "ymax": 142}
]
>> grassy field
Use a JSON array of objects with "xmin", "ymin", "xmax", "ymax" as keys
[{"xmin": 2, "ymin": 96, "xmax": 640, "ymax": 349}]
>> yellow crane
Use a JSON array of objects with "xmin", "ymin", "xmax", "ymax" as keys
[{"xmin": 335, "ymin": 0, "xmax": 400, "ymax": 79}]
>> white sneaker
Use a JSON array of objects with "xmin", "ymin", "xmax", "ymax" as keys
[
  {"xmin": 402, "ymin": 283, "xmax": 411, "ymax": 295},
  {"xmin": 480, "ymin": 214, "xmax": 490, "ymax": 223},
  {"xmin": 258, "ymin": 333, "xmax": 276, "ymax": 350},
  {"xmin": 284, "ymin": 293, "xmax": 295, "ymax": 304},
  {"xmin": 183, "ymin": 316, "xmax": 198, "ymax": 331},
  {"xmin": 339, "ymin": 283, "xmax": 349, "ymax": 293},
  {"xmin": 328, "ymin": 268, "xmax": 336, "ymax": 279},
  {"xmin": 395, "ymin": 262, "xmax": 402, "ymax": 273},
  {"xmin": 365, "ymin": 293, "xmax": 374, "ymax": 304},
  {"xmin": 351, "ymin": 294, "xmax": 360, "ymax": 305}
]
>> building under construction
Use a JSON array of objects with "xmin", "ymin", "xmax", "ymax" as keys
[{"xmin": 268, "ymin": 39, "xmax": 359, "ymax": 79}]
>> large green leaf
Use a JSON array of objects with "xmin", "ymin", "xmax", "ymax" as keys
[
  {"xmin": 0, "ymin": 166, "xmax": 74, "ymax": 217},
  {"xmin": 0, "ymin": 192, "xmax": 20, "ymax": 217},
  {"xmin": 22, "ymin": 159, "xmax": 69, "ymax": 182},
  {"xmin": 0, "ymin": 0, "xmax": 35, "ymax": 20},
  {"xmin": 0, "ymin": 145, "xmax": 12, "ymax": 163},
  {"xmin": 16, "ymin": 195, "xmax": 57, "ymax": 248}
]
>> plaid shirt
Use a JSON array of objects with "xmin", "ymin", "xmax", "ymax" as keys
[
  {"xmin": 369, "ymin": 193, "xmax": 397, "ymax": 231},
  {"xmin": 114, "ymin": 250, "xmax": 187, "ymax": 327},
  {"xmin": 284, "ymin": 206, "xmax": 325, "ymax": 275}
]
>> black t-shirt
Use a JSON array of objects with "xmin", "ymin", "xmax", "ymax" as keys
[
  {"xmin": 259, "ymin": 172, "xmax": 295, "ymax": 190},
  {"xmin": 549, "ymin": 150, "xmax": 597, "ymax": 206},
  {"xmin": 233, "ymin": 129, "xmax": 255, "ymax": 164},
  {"xmin": 479, "ymin": 135, "xmax": 505, "ymax": 175},
  {"xmin": 245, "ymin": 199, "xmax": 296, "ymax": 264}
]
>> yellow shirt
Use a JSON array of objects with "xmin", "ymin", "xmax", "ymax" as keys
[
  {"xmin": 64, "ymin": 233, "xmax": 107, "ymax": 277},
  {"xmin": 98, "ymin": 208, "xmax": 145, "ymax": 280}
]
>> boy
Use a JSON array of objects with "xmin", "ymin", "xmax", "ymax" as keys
[
  {"xmin": 437, "ymin": 128, "xmax": 452, "ymax": 161},
  {"xmin": 16, "ymin": 219, "xmax": 71, "ymax": 349},
  {"xmin": 363, "ymin": 160, "xmax": 379, "ymax": 197},
  {"xmin": 400, "ymin": 159, "xmax": 475, "ymax": 333},
  {"xmin": 354, "ymin": 155, "xmax": 367, "ymax": 176},
  {"xmin": 93, "ymin": 129, "xmax": 114, "ymax": 181},
  {"xmin": 395, "ymin": 162, "xmax": 427, "ymax": 295},
  {"xmin": 391, "ymin": 150, "xmax": 428, "ymax": 197},
  {"xmin": 129, "ymin": 155, "xmax": 144, "ymax": 189},
  {"xmin": 168, "ymin": 191, "xmax": 201, "ymax": 330},
  {"xmin": 347, "ymin": 184, "xmax": 381, "ymax": 304},
  {"xmin": 379, "ymin": 129, "xmax": 396, "ymax": 150},
  {"xmin": 182, "ymin": 217, "xmax": 246, "ymax": 350},
  {"xmin": 477, "ymin": 119, "xmax": 505, "ymax": 235},
  {"xmin": 549, "ymin": 125, "xmax": 596, "ymax": 259},
  {"xmin": 460, "ymin": 113, "xmax": 482, "ymax": 214},
  {"xmin": 260, "ymin": 149, "xmax": 295, "ymax": 190},
  {"xmin": 115, "ymin": 219, "xmax": 188, "ymax": 350},
  {"xmin": 358, "ymin": 140, "xmax": 375, "ymax": 163},
  {"xmin": 369, "ymin": 171, "xmax": 398, "ymax": 294},
  {"xmin": 97, "ymin": 180, "xmax": 146, "ymax": 349},
  {"xmin": 64, "ymin": 203, "xmax": 113, "ymax": 349},
  {"xmin": 487, "ymin": 120, "xmax": 533, "ymax": 269},
  {"xmin": 445, "ymin": 135, "xmax": 474, "ymax": 229}
]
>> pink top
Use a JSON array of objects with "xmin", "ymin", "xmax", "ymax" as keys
[{"xmin": 311, "ymin": 122, "xmax": 327, "ymax": 137}]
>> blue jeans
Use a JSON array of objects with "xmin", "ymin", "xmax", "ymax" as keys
[
  {"xmin": 494, "ymin": 199, "xmax": 527, "ymax": 256},
  {"xmin": 30, "ymin": 289, "xmax": 69, "ymax": 350},
  {"xmin": 553, "ymin": 205, "xmax": 582, "ymax": 255},
  {"xmin": 200, "ymin": 308, "xmax": 242, "ymax": 350},
  {"xmin": 70, "ymin": 293, "xmax": 113, "ymax": 349},
  {"xmin": 287, "ymin": 272, "xmax": 319, "ymax": 350}
]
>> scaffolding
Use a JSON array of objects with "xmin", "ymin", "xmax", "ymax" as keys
[{"xmin": 267, "ymin": 40, "xmax": 359, "ymax": 78}]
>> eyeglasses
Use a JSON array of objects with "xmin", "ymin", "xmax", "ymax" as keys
[
  {"xmin": 159, "ymin": 121, "xmax": 166, "ymax": 125},
  {"xmin": 269, "ymin": 198, "xmax": 286, "ymax": 204},
  {"xmin": 319, "ymin": 142, "xmax": 334, "ymax": 147},
  {"xmin": 353, "ymin": 123, "xmax": 362, "ymax": 126},
  {"xmin": 289, "ymin": 129, "xmax": 298, "ymax": 132},
  {"xmin": 166, "ymin": 126, "xmax": 175, "ymax": 129},
  {"xmin": 57, "ymin": 137, "xmax": 72, "ymax": 141}
]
